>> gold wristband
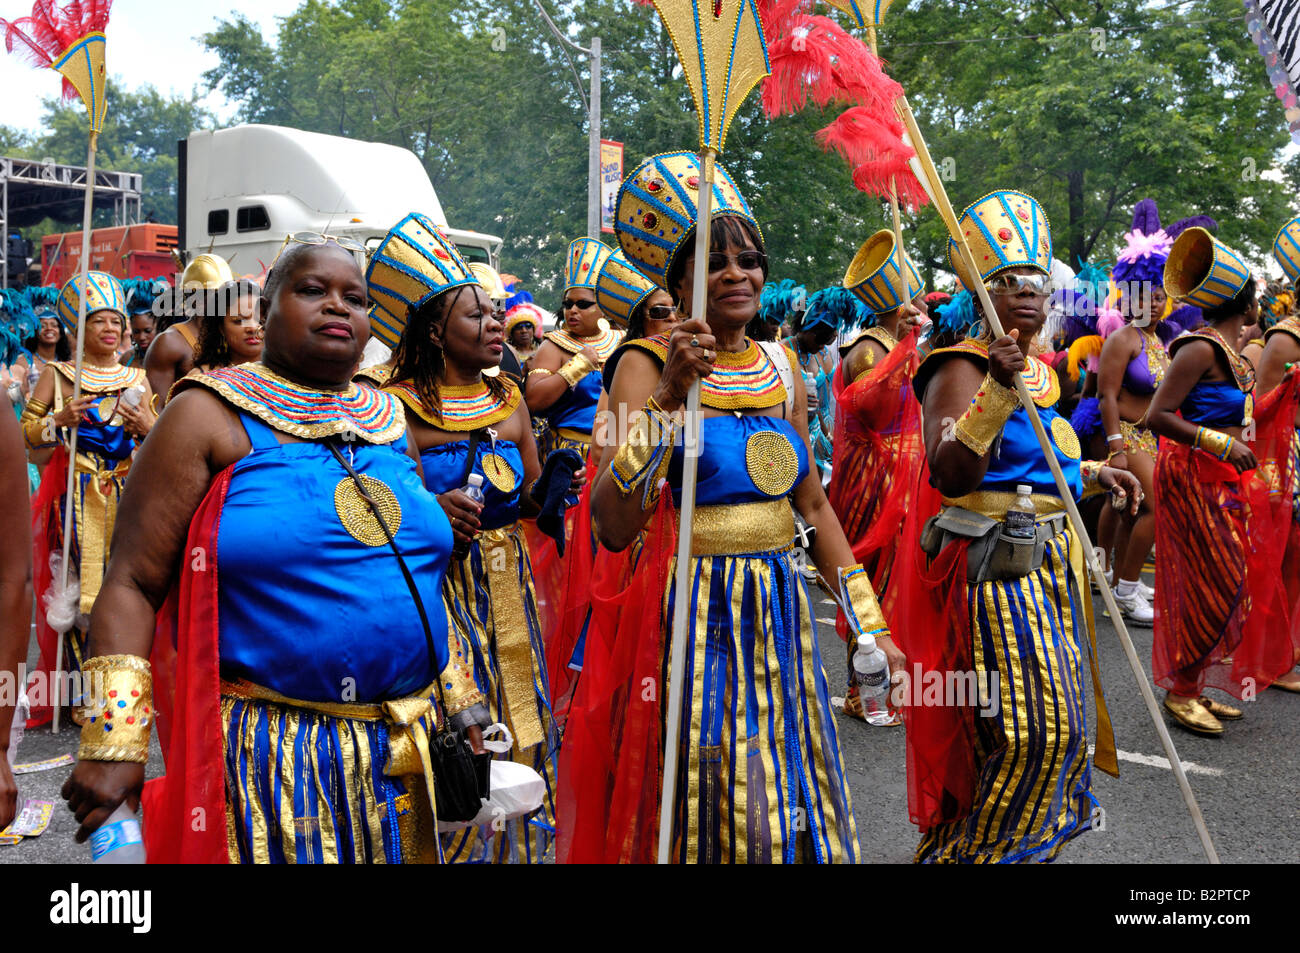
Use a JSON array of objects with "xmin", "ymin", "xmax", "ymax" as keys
[
  {"xmin": 610, "ymin": 403, "xmax": 677, "ymax": 509},
  {"xmin": 556, "ymin": 353, "xmax": 598, "ymax": 388},
  {"xmin": 1080, "ymin": 460, "xmax": 1105, "ymax": 498},
  {"xmin": 526, "ymin": 367, "xmax": 554, "ymax": 379},
  {"xmin": 77, "ymin": 655, "xmax": 153, "ymax": 764},
  {"xmin": 19, "ymin": 403, "xmax": 55, "ymax": 450},
  {"xmin": 841, "ymin": 564, "xmax": 889, "ymax": 641},
  {"xmin": 952, "ymin": 374, "xmax": 1019, "ymax": 456},
  {"xmin": 1193, "ymin": 426, "xmax": 1234, "ymax": 461},
  {"xmin": 149, "ymin": 392, "xmax": 161, "ymax": 415}
]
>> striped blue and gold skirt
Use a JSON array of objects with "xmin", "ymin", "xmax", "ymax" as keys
[
  {"xmin": 916, "ymin": 528, "xmax": 1096, "ymax": 864},
  {"xmin": 221, "ymin": 684, "xmax": 442, "ymax": 864},
  {"xmin": 661, "ymin": 503, "xmax": 859, "ymax": 864},
  {"xmin": 438, "ymin": 522, "xmax": 559, "ymax": 864}
]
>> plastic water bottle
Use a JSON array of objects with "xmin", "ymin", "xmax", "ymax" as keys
[
  {"xmin": 852, "ymin": 634, "xmax": 893, "ymax": 727},
  {"xmin": 452, "ymin": 473, "xmax": 486, "ymax": 558},
  {"xmin": 6, "ymin": 687, "xmax": 27, "ymax": 768},
  {"xmin": 90, "ymin": 803, "xmax": 146, "ymax": 864},
  {"xmin": 1003, "ymin": 484, "xmax": 1036, "ymax": 541}
]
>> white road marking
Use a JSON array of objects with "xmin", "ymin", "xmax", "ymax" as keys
[{"xmin": 1091, "ymin": 746, "xmax": 1224, "ymax": 777}]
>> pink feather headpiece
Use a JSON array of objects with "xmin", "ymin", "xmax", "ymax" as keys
[
  {"xmin": 1116, "ymin": 228, "xmax": 1172, "ymax": 265},
  {"xmin": 0, "ymin": 0, "xmax": 113, "ymax": 101}
]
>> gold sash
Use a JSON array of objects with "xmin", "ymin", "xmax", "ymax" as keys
[{"xmin": 478, "ymin": 525, "xmax": 544, "ymax": 750}]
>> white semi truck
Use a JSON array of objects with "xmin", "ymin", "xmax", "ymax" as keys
[{"xmin": 177, "ymin": 124, "xmax": 502, "ymax": 274}]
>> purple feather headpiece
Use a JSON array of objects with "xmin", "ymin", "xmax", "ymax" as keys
[{"xmin": 1111, "ymin": 199, "xmax": 1218, "ymax": 287}]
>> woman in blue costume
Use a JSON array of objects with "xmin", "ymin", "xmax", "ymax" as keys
[
  {"xmin": 524, "ymin": 237, "xmax": 623, "ymax": 464},
  {"xmin": 61, "ymin": 240, "xmax": 486, "ymax": 863},
  {"xmin": 368, "ymin": 213, "xmax": 572, "ymax": 863},
  {"xmin": 22, "ymin": 274, "xmax": 156, "ymax": 724},
  {"xmin": 565, "ymin": 151, "xmax": 900, "ymax": 864},
  {"xmin": 902, "ymin": 191, "xmax": 1138, "ymax": 863}
]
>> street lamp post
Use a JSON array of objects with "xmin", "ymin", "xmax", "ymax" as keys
[{"xmin": 534, "ymin": 1, "xmax": 602, "ymax": 237}]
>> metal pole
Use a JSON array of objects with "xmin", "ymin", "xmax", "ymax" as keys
[{"xmin": 588, "ymin": 37, "xmax": 602, "ymax": 239}]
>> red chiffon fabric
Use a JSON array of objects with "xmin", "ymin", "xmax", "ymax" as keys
[
  {"xmin": 1252, "ymin": 371, "xmax": 1300, "ymax": 668},
  {"xmin": 827, "ymin": 328, "xmax": 922, "ymax": 639},
  {"xmin": 889, "ymin": 465, "xmax": 980, "ymax": 829},
  {"xmin": 1153, "ymin": 377, "xmax": 1299, "ymax": 698},
  {"xmin": 555, "ymin": 494, "xmax": 676, "ymax": 864},
  {"xmin": 26, "ymin": 448, "xmax": 69, "ymax": 726},
  {"xmin": 140, "ymin": 466, "xmax": 233, "ymax": 864}
]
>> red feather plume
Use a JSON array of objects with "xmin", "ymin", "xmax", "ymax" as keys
[{"xmin": 0, "ymin": 0, "xmax": 113, "ymax": 100}]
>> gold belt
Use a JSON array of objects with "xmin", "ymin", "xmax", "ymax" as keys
[
  {"xmin": 942, "ymin": 490, "xmax": 1066, "ymax": 521},
  {"xmin": 221, "ymin": 678, "xmax": 443, "ymax": 824},
  {"xmin": 72, "ymin": 451, "xmax": 132, "ymax": 615},
  {"xmin": 680, "ymin": 499, "xmax": 795, "ymax": 556},
  {"xmin": 477, "ymin": 524, "xmax": 544, "ymax": 750},
  {"xmin": 555, "ymin": 426, "xmax": 592, "ymax": 445}
]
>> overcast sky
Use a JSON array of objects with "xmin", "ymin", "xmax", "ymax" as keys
[{"xmin": 0, "ymin": 0, "xmax": 304, "ymax": 135}]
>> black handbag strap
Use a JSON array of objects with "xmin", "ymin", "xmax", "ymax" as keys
[
  {"xmin": 326, "ymin": 441, "xmax": 438, "ymax": 683},
  {"xmin": 460, "ymin": 428, "xmax": 486, "ymax": 487}
]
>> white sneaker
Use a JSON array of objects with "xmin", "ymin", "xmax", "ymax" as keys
[
  {"xmin": 1114, "ymin": 589, "xmax": 1154, "ymax": 626},
  {"xmin": 1136, "ymin": 579, "xmax": 1155, "ymax": 601}
]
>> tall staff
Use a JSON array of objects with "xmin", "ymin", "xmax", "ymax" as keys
[
  {"xmin": 643, "ymin": 0, "xmax": 771, "ymax": 864},
  {"xmin": 1, "ymin": 3, "xmax": 113, "ymax": 731}
]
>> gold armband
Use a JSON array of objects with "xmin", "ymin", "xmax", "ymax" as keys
[
  {"xmin": 1080, "ymin": 460, "xmax": 1105, "ymax": 499},
  {"xmin": 19, "ymin": 399, "xmax": 55, "ymax": 450},
  {"xmin": 526, "ymin": 367, "xmax": 554, "ymax": 379},
  {"xmin": 610, "ymin": 401, "xmax": 677, "ymax": 509},
  {"xmin": 952, "ymin": 374, "xmax": 1019, "ymax": 456},
  {"xmin": 77, "ymin": 655, "xmax": 153, "ymax": 764},
  {"xmin": 1193, "ymin": 426, "xmax": 1234, "ymax": 461},
  {"xmin": 149, "ymin": 393, "xmax": 161, "ymax": 415},
  {"xmin": 556, "ymin": 353, "xmax": 598, "ymax": 388},
  {"xmin": 840, "ymin": 564, "xmax": 889, "ymax": 641}
]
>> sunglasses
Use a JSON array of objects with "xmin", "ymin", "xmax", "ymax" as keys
[
  {"xmin": 562, "ymin": 298, "xmax": 598, "ymax": 310},
  {"xmin": 985, "ymin": 273, "xmax": 1053, "ymax": 297},
  {"xmin": 708, "ymin": 251, "xmax": 767, "ymax": 273},
  {"xmin": 273, "ymin": 230, "xmax": 367, "ymax": 265},
  {"xmin": 647, "ymin": 305, "xmax": 679, "ymax": 322}
]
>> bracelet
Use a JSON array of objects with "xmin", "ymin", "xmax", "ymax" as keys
[
  {"xmin": 77, "ymin": 655, "xmax": 153, "ymax": 764},
  {"xmin": 149, "ymin": 392, "xmax": 161, "ymax": 415},
  {"xmin": 609, "ymin": 401, "xmax": 677, "ymax": 509},
  {"xmin": 952, "ymin": 373, "xmax": 1019, "ymax": 456},
  {"xmin": 1080, "ymin": 460, "xmax": 1105, "ymax": 498},
  {"xmin": 556, "ymin": 353, "xmax": 598, "ymax": 388},
  {"xmin": 1105, "ymin": 433, "xmax": 1123, "ymax": 445},
  {"xmin": 526, "ymin": 367, "xmax": 554, "ymax": 379},
  {"xmin": 840, "ymin": 564, "xmax": 889, "ymax": 642},
  {"xmin": 19, "ymin": 400, "xmax": 55, "ymax": 450},
  {"xmin": 1193, "ymin": 426, "xmax": 1234, "ymax": 461}
]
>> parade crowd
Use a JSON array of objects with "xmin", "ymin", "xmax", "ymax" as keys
[{"xmin": 2, "ymin": 156, "xmax": 1299, "ymax": 864}]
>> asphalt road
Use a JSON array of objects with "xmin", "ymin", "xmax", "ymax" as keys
[{"xmin": 4, "ymin": 567, "xmax": 1297, "ymax": 864}]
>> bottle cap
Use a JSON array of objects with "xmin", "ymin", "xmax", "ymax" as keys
[
  {"xmin": 1016, "ymin": 484, "xmax": 1032, "ymax": 495},
  {"xmin": 856, "ymin": 634, "xmax": 877, "ymax": 652},
  {"xmin": 468, "ymin": 473, "xmax": 484, "ymax": 488}
]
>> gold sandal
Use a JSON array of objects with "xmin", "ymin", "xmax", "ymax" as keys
[
  {"xmin": 1163, "ymin": 694, "xmax": 1224, "ymax": 736},
  {"xmin": 1198, "ymin": 696, "xmax": 1243, "ymax": 720}
]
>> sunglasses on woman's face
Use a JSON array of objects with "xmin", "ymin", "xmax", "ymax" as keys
[
  {"xmin": 707, "ymin": 251, "xmax": 766, "ymax": 273},
  {"xmin": 563, "ymin": 299, "xmax": 597, "ymax": 310},
  {"xmin": 985, "ymin": 273, "xmax": 1053, "ymax": 297},
  {"xmin": 647, "ymin": 305, "xmax": 678, "ymax": 322}
]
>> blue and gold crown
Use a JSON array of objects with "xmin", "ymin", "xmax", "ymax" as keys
[
  {"xmin": 615, "ymin": 151, "xmax": 760, "ymax": 290},
  {"xmin": 56, "ymin": 271, "xmax": 127, "ymax": 332},
  {"xmin": 366, "ymin": 212, "xmax": 478, "ymax": 349},
  {"xmin": 947, "ymin": 190, "xmax": 1052, "ymax": 288},
  {"xmin": 595, "ymin": 249, "xmax": 657, "ymax": 328},
  {"xmin": 1164, "ymin": 227, "xmax": 1250, "ymax": 310},
  {"xmin": 565, "ymin": 238, "xmax": 614, "ymax": 292},
  {"xmin": 1273, "ymin": 214, "xmax": 1300, "ymax": 285},
  {"xmin": 844, "ymin": 230, "xmax": 924, "ymax": 315}
]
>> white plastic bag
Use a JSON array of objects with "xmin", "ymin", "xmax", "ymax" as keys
[
  {"xmin": 435, "ymin": 724, "xmax": 546, "ymax": 832},
  {"xmin": 6, "ymin": 686, "xmax": 28, "ymax": 768}
]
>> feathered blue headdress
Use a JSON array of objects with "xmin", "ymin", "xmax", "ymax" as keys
[
  {"xmin": 804, "ymin": 286, "xmax": 870, "ymax": 334},
  {"xmin": 929, "ymin": 290, "xmax": 977, "ymax": 345},
  {"xmin": 121, "ymin": 277, "xmax": 168, "ymax": 316},
  {"xmin": 0, "ymin": 288, "xmax": 37, "ymax": 364},
  {"xmin": 23, "ymin": 285, "xmax": 59, "ymax": 314},
  {"xmin": 502, "ymin": 280, "xmax": 533, "ymax": 312},
  {"xmin": 758, "ymin": 278, "xmax": 807, "ymax": 326}
]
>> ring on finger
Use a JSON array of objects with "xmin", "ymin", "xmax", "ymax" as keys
[{"xmin": 690, "ymin": 336, "xmax": 701, "ymax": 348}]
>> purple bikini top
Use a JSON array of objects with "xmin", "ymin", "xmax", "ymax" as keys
[{"xmin": 1121, "ymin": 330, "xmax": 1165, "ymax": 396}]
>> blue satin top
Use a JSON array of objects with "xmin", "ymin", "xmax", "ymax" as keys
[
  {"xmin": 419, "ymin": 438, "xmax": 524, "ymax": 531},
  {"xmin": 546, "ymin": 371, "xmax": 601, "ymax": 434},
  {"xmin": 980, "ymin": 405, "xmax": 1083, "ymax": 500},
  {"xmin": 666, "ymin": 414, "xmax": 809, "ymax": 507},
  {"xmin": 1182, "ymin": 382, "xmax": 1250, "ymax": 427},
  {"xmin": 76, "ymin": 401, "xmax": 135, "ymax": 463},
  {"xmin": 216, "ymin": 412, "xmax": 453, "ymax": 701}
]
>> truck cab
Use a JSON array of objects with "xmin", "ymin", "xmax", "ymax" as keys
[{"xmin": 178, "ymin": 124, "xmax": 502, "ymax": 275}]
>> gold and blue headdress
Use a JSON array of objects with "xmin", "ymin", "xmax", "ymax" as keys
[
  {"xmin": 565, "ymin": 238, "xmax": 614, "ymax": 292},
  {"xmin": 1164, "ymin": 227, "xmax": 1250, "ymax": 310},
  {"xmin": 595, "ymin": 248, "xmax": 656, "ymax": 328},
  {"xmin": 56, "ymin": 271, "xmax": 126, "ymax": 331},
  {"xmin": 614, "ymin": 151, "xmax": 759, "ymax": 290},
  {"xmin": 844, "ymin": 229, "xmax": 924, "ymax": 315},
  {"xmin": 366, "ymin": 212, "xmax": 478, "ymax": 349},
  {"xmin": 1273, "ymin": 214, "xmax": 1300, "ymax": 285},
  {"xmin": 947, "ymin": 190, "xmax": 1052, "ymax": 288}
]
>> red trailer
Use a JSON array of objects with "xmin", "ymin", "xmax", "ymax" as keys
[{"xmin": 40, "ymin": 223, "xmax": 178, "ymax": 288}]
